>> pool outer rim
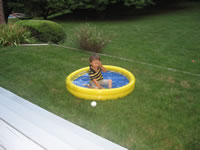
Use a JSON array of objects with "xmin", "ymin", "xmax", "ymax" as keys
[{"xmin": 66, "ymin": 65, "xmax": 136, "ymax": 100}]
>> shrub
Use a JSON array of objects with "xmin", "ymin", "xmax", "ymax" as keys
[
  {"xmin": 17, "ymin": 20, "xmax": 66, "ymax": 43},
  {"xmin": 74, "ymin": 24, "xmax": 111, "ymax": 53},
  {"xmin": 0, "ymin": 24, "xmax": 33, "ymax": 47}
]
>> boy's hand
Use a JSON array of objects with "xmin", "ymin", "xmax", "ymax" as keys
[
  {"xmin": 98, "ymin": 60, "xmax": 107, "ymax": 72},
  {"xmin": 98, "ymin": 60, "xmax": 103, "ymax": 67}
]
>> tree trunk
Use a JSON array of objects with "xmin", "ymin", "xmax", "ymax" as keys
[{"xmin": 0, "ymin": 0, "xmax": 5, "ymax": 24}]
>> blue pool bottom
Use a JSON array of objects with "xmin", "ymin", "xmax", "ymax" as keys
[{"xmin": 73, "ymin": 71, "xmax": 129, "ymax": 88}]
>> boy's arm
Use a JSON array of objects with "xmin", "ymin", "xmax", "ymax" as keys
[
  {"xmin": 93, "ymin": 79, "xmax": 104, "ymax": 89},
  {"xmin": 99, "ymin": 61, "xmax": 107, "ymax": 72}
]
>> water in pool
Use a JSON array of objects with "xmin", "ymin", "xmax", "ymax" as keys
[{"xmin": 73, "ymin": 71, "xmax": 129, "ymax": 88}]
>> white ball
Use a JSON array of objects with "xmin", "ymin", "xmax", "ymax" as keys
[{"xmin": 91, "ymin": 101, "xmax": 97, "ymax": 107}]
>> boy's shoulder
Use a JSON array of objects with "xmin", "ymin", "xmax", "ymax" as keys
[{"xmin": 89, "ymin": 66, "xmax": 96, "ymax": 74}]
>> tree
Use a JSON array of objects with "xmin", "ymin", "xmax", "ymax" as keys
[
  {"xmin": 67, "ymin": 0, "xmax": 154, "ymax": 11},
  {"xmin": 124, "ymin": 0, "xmax": 154, "ymax": 8},
  {"xmin": 65, "ymin": 0, "xmax": 155, "ymax": 19},
  {"xmin": 40, "ymin": 0, "xmax": 68, "ymax": 19},
  {"xmin": 2, "ymin": 0, "xmax": 171, "ymax": 21},
  {"xmin": 0, "ymin": 0, "xmax": 5, "ymax": 24},
  {"xmin": 23, "ymin": 0, "xmax": 68, "ymax": 19}
]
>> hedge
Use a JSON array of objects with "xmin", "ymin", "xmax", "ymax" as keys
[{"xmin": 17, "ymin": 20, "xmax": 66, "ymax": 43}]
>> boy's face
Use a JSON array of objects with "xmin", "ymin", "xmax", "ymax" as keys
[{"xmin": 90, "ymin": 60, "xmax": 100, "ymax": 69}]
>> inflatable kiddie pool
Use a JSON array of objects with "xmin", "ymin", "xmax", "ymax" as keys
[{"xmin": 66, "ymin": 65, "xmax": 136, "ymax": 100}]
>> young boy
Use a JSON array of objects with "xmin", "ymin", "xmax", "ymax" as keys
[{"xmin": 89, "ymin": 55, "xmax": 112, "ymax": 89}]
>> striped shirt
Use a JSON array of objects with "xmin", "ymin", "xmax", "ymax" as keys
[{"xmin": 89, "ymin": 65, "xmax": 103, "ymax": 81}]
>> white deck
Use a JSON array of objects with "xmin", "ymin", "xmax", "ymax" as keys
[{"xmin": 0, "ymin": 87, "xmax": 127, "ymax": 150}]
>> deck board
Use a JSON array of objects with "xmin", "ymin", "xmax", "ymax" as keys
[{"xmin": 0, "ymin": 87, "xmax": 127, "ymax": 150}]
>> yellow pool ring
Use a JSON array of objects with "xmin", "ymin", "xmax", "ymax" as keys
[{"xmin": 66, "ymin": 65, "xmax": 136, "ymax": 100}]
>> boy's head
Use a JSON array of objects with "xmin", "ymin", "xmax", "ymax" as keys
[
  {"xmin": 89, "ymin": 55, "xmax": 100, "ymax": 69},
  {"xmin": 89, "ymin": 54, "xmax": 100, "ymax": 63}
]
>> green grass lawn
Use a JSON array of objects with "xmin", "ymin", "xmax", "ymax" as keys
[
  {"xmin": 56, "ymin": 1, "xmax": 200, "ymax": 74},
  {"xmin": 1, "ymin": 1, "xmax": 200, "ymax": 150}
]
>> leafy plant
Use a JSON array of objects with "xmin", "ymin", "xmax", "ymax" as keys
[
  {"xmin": 0, "ymin": 24, "xmax": 34, "ymax": 47},
  {"xmin": 74, "ymin": 24, "xmax": 111, "ymax": 53},
  {"xmin": 17, "ymin": 20, "xmax": 66, "ymax": 44}
]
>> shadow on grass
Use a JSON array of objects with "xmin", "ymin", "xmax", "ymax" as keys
[{"xmin": 50, "ymin": 1, "xmax": 195, "ymax": 22}]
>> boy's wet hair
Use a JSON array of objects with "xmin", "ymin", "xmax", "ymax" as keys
[{"xmin": 89, "ymin": 54, "xmax": 100, "ymax": 62}]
